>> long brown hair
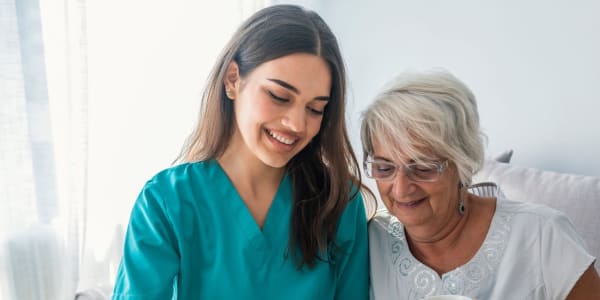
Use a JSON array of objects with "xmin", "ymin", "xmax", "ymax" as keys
[{"xmin": 176, "ymin": 4, "xmax": 369, "ymax": 268}]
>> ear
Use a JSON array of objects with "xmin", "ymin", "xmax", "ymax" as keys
[{"xmin": 224, "ymin": 61, "xmax": 240, "ymax": 100}]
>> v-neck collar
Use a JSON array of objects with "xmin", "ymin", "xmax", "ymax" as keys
[{"xmin": 210, "ymin": 159, "xmax": 291, "ymax": 239}]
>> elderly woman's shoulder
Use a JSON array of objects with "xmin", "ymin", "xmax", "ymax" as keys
[
  {"xmin": 495, "ymin": 197, "xmax": 572, "ymax": 225},
  {"xmin": 368, "ymin": 209, "xmax": 401, "ymax": 232}
]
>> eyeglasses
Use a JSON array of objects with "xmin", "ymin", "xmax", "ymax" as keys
[{"xmin": 363, "ymin": 158, "xmax": 448, "ymax": 182}]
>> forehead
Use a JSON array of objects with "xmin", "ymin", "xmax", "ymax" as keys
[
  {"xmin": 371, "ymin": 135, "xmax": 437, "ymax": 163},
  {"xmin": 372, "ymin": 137, "xmax": 404, "ymax": 159},
  {"xmin": 247, "ymin": 53, "xmax": 332, "ymax": 96}
]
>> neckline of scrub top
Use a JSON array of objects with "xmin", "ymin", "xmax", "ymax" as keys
[{"xmin": 209, "ymin": 159, "xmax": 292, "ymax": 250}]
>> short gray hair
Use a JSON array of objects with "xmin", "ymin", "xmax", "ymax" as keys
[{"xmin": 360, "ymin": 70, "xmax": 486, "ymax": 185}]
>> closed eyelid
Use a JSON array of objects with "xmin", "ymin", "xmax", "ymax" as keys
[
  {"xmin": 309, "ymin": 103, "xmax": 327, "ymax": 111},
  {"xmin": 267, "ymin": 90, "xmax": 289, "ymax": 100},
  {"xmin": 407, "ymin": 162, "xmax": 438, "ymax": 170},
  {"xmin": 407, "ymin": 161, "xmax": 436, "ymax": 166},
  {"xmin": 371, "ymin": 161, "xmax": 398, "ymax": 169},
  {"xmin": 266, "ymin": 79, "xmax": 330, "ymax": 101}
]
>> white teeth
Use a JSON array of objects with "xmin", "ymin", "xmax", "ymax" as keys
[{"xmin": 268, "ymin": 130, "xmax": 295, "ymax": 145}]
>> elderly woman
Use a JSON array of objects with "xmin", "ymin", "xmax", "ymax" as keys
[{"xmin": 361, "ymin": 70, "xmax": 600, "ymax": 299}]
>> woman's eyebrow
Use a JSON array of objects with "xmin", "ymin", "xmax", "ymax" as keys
[
  {"xmin": 267, "ymin": 78, "xmax": 330, "ymax": 101},
  {"xmin": 373, "ymin": 156, "xmax": 393, "ymax": 162},
  {"xmin": 268, "ymin": 78, "xmax": 299, "ymax": 94}
]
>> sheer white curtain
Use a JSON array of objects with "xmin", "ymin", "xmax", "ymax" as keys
[
  {"xmin": 1, "ymin": 0, "xmax": 265, "ymax": 299},
  {"xmin": 1, "ymin": 0, "xmax": 88, "ymax": 298}
]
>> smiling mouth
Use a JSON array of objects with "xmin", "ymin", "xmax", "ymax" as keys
[
  {"xmin": 266, "ymin": 129, "xmax": 297, "ymax": 145},
  {"xmin": 395, "ymin": 197, "xmax": 427, "ymax": 208}
]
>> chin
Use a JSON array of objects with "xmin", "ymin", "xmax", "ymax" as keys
[
  {"xmin": 260, "ymin": 143, "xmax": 310, "ymax": 169},
  {"xmin": 387, "ymin": 205, "xmax": 415, "ymax": 223},
  {"xmin": 258, "ymin": 153, "xmax": 293, "ymax": 169}
]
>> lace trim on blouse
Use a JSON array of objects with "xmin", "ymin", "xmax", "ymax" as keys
[{"xmin": 387, "ymin": 210, "xmax": 514, "ymax": 299}]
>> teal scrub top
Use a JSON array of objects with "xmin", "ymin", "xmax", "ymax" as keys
[{"xmin": 112, "ymin": 160, "xmax": 369, "ymax": 299}]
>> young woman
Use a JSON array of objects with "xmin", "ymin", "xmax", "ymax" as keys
[{"xmin": 112, "ymin": 5, "xmax": 370, "ymax": 299}]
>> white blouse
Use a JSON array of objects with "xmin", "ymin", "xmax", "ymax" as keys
[{"xmin": 369, "ymin": 198, "xmax": 595, "ymax": 300}]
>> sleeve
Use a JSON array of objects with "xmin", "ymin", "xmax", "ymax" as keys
[
  {"xmin": 112, "ymin": 180, "xmax": 180, "ymax": 300},
  {"xmin": 539, "ymin": 211, "xmax": 596, "ymax": 299},
  {"xmin": 334, "ymin": 191, "xmax": 369, "ymax": 300}
]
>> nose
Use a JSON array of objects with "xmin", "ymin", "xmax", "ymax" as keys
[
  {"xmin": 281, "ymin": 106, "xmax": 306, "ymax": 133},
  {"xmin": 390, "ymin": 169, "xmax": 415, "ymax": 198}
]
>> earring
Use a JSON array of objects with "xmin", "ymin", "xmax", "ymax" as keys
[
  {"xmin": 458, "ymin": 182, "xmax": 466, "ymax": 215},
  {"xmin": 225, "ymin": 89, "xmax": 234, "ymax": 99}
]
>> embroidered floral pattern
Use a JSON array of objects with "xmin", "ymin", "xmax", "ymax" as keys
[{"xmin": 386, "ymin": 211, "xmax": 513, "ymax": 299}]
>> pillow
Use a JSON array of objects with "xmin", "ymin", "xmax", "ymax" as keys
[
  {"xmin": 493, "ymin": 149, "xmax": 514, "ymax": 163},
  {"xmin": 75, "ymin": 286, "xmax": 112, "ymax": 300},
  {"xmin": 468, "ymin": 181, "xmax": 505, "ymax": 198},
  {"xmin": 473, "ymin": 160, "xmax": 600, "ymax": 273}
]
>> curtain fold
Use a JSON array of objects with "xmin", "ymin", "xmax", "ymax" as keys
[{"xmin": 1, "ymin": 0, "xmax": 88, "ymax": 298}]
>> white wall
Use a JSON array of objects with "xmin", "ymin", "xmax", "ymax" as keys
[
  {"xmin": 284, "ymin": 0, "xmax": 600, "ymax": 177},
  {"xmin": 84, "ymin": 0, "xmax": 252, "ymax": 241}
]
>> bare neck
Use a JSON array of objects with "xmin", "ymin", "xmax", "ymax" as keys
[
  {"xmin": 407, "ymin": 204, "xmax": 470, "ymax": 258},
  {"xmin": 217, "ymin": 134, "xmax": 285, "ymax": 199},
  {"xmin": 405, "ymin": 194, "xmax": 496, "ymax": 276},
  {"xmin": 405, "ymin": 193, "xmax": 472, "ymax": 275}
]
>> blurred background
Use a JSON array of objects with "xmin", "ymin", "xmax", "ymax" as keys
[{"xmin": 1, "ymin": 0, "xmax": 598, "ymax": 298}]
